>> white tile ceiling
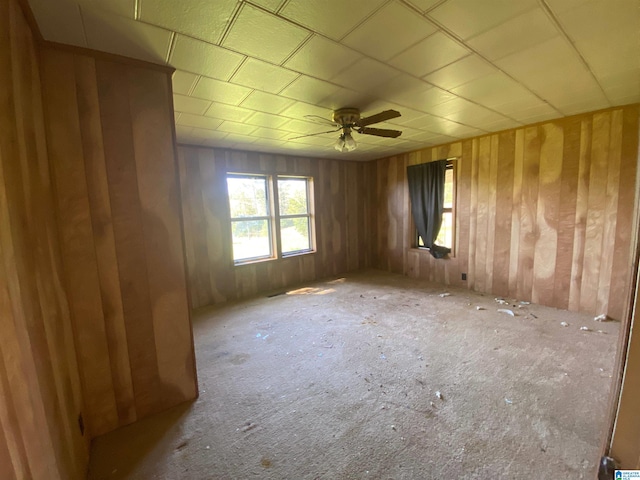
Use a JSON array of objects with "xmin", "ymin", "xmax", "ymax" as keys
[{"xmin": 28, "ymin": 0, "xmax": 640, "ymax": 161}]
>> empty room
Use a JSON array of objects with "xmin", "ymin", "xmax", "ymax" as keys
[{"xmin": 2, "ymin": 0, "xmax": 640, "ymax": 479}]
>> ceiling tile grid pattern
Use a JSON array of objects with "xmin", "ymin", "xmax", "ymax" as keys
[{"xmin": 28, "ymin": 0, "xmax": 640, "ymax": 161}]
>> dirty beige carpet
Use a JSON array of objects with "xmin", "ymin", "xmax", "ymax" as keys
[{"xmin": 88, "ymin": 270, "xmax": 618, "ymax": 479}]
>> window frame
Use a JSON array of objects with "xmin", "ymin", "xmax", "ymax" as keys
[
  {"xmin": 415, "ymin": 159, "xmax": 456, "ymax": 256},
  {"xmin": 227, "ymin": 173, "xmax": 276, "ymax": 264},
  {"xmin": 275, "ymin": 175, "xmax": 316, "ymax": 258},
  {"xmin": 226, "ymin": 172, "xmax": 316, "ymax": 266}
]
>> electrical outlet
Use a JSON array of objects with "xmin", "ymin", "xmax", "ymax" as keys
[{"xmin": 462, "ymin": 273, "xmax": 467, "ymax": 281}]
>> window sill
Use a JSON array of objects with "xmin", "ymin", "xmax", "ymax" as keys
[
  {"xmin": 233, "ymin": 256, "xmax": 276, "ymax": 267},
  {"xmin": 412, "ymin": 246, "xmax": 455, "ymax": 259},
  {"xmin": 282, "ymin": 249, "xmax": 316, "ymax": 259},
  {"xmin": 233, "ymin": 250, "xmax": 316, "ymax": 266}
]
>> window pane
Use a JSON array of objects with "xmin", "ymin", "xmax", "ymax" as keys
[
  {"xmin": 277, "ymin": 178, "xmax": 308, "ymax": 215},
  {"xmin": 435, "ymin": 212, "xmax": 452, "ymax": 248},
  {"xmin": 443, "ymin": 168, "xmax": 453, "ymax": 209},
  {"xmin": 227, "ymin": 176, "xmax": 268, "ymax": 218},
  {"xmin": 280, "ymin": 217, "xmax": 310, "ymax": 254},
  {"xmin": 231, "ymin": 220, "xmax": 271, "ymax": 261}
]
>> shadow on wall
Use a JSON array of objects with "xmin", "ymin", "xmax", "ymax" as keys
[{"xmin": 87, "ymin": 402, "xmax": 195, "ymax": 478}]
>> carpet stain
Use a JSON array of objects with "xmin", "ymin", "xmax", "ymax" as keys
[
  {"xmin": 230, "ymin": 353, "xmax": 250, "ymax": 365},
  {"xmin": 261, "ymin": 457, "xmax": 272, "ymax": 468}
]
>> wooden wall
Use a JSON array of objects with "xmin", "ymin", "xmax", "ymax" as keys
[
  {"xmin": 0, "ymin": 0, "xmax": 89, "ymax": 478},
  {"xmin": 375, "ymin": 105, "xmax": 639, "ymax": 320},
  {"xmin": 38, "ymin": 47, "xmax": 197, "ymax": 437},
  {"xmin": 178, "ymin": 146, "xmax": 377, "ymax": 309}
]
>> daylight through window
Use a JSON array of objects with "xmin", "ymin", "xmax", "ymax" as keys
[
  {"xmin": 227, "ymin": 173, "xmax": 314, "ymax": 264},
  {"xmin": 417, "ymin": 160, "xmax": 455, "ymax": 251}
]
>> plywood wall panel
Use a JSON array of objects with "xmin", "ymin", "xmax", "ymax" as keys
[
  {"xmin": 568, "ymin": 118, "xmax": 592, "ymax": 311},
  {"xmin": 580, "ymin": 113, "xmax": 611, "ymax": 313},
  {"xmin": 531, "ymin": 122, "xmax": 563, "ymax": 306},
  {"xmin": 39, "ymin": 47, "xmax": 197, "ymax": 437},
  {"xmin": 552, "ymin": 118, "xmax": 580, "ymax": 310},
  {"xmin": 484, "ymin": 135, "xmax": 499, "ymax": 293},
  {"xmin": 41, "ymin": 49, "xmax": 120, "ymax": 436},
  {"xmin": 0, "ymin": 1, "xmax": 89, "ymax": 478},
  {"xmin": 74, "ymin": 55, "xmax": 136, "ymax": 425},
  {"xmin": 130, "ymin": 68, "xmax": 197, "ymax": 408},
  {"xmin": 374, "ymin": 105, "xmax": 639, "ymax": 319},
  {"xmin": 492, "ymin": 131, "xmax": 515, "ymax": 297},
  {"xmin": 516, "ymin": 126, "xmax": 541, "ymax": 302},
  {"xmin": 475, "ymin": 137, "xmax": 491, "ymax": 293},
  {"xmin": 609, "ymin": 109, "xmax": 640, "ymax": 321},
  {"xmin": 96, "ymin": 59, "xmax": 164, "ymax": 421},
  {"xmin": 178, "ymin": 146, "xmax": 376, "ymax": 308},
  {"xmin": 456, "ymin": 140, "xmax": 473, "ymax": 283},
  {"xmin": 467, "ymin": 139, "xmax": 479, "ymax": 290},
  {"xmin": 596, "ymin": 110, "xmax": 623, "ymax": 315},
  {"xmin": 508, "ymin": 129, "xmax": 525, "ymax": 297}
]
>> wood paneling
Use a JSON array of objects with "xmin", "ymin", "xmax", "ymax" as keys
[
  {"xmin": 178, "ymin": 146, "xmax": 377, "ymax": 308},
  {"xmin": 39, "ymin": 47, "xmax": 197, "ymax": 436},
  {"xmin": 374, "ymin": 105, "xmax": 639, "ymax": 319},
  {"xmin": 608, "ymin": 113, "xmax": 640, "ymax": 465},
  {"xmin": 0, "ymin": 0, "xmax": 88, "ymax": 478}
]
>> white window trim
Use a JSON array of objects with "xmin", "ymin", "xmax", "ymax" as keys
[{"xmin": 227, "ymin": 173, "xmax": 316, "ymax": 266}]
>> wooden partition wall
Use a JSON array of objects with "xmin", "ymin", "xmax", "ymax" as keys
[
  {"xmin": 178, "ymin": 146, "xmax": 377, "ymax": 309},
  {"xmin": 38, "ymin": 47, "xmax": 198, "ymax": 438},
  {"xmin": 375, "ymin": 105, "xmax": 639, "ymax": 320},
  {"xmin": 0, "ymin": 0, "xmax": 88, "ymax": 478}
]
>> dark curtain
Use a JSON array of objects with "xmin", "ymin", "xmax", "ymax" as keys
[{"xmin": 407, "ymin": 160, "xmax": 451, "ymax": 259}]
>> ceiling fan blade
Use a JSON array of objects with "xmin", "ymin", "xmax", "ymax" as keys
[
  {"xmin": 357, "ymin": 127, "xmax": 403, "ymax": 138},
  {"xmin": 356, "ymin": 109, "xmax": 401, "ymax": 127},
  {"xmin": 303, "ymin": 114, "xmax": 339, "ymax": 127},
  {"xmin": 287, "ymin": 127, "xmax": 341, "ymax": 141}
]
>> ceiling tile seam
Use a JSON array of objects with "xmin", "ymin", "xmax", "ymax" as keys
[
  {"xmin": 202, "ymin": 82, "xmax": 497, "ymax": 142},
  {"xmin": 234, "ymin": 88, "xmax": 256, "ymax": 109},
  {"xmin": 422, "ymin": 11, "xmax": 565, "ymax": 118},
  {"xmin": 362, "ymin": 28, "xmax": 441, "ymax": 64},
  {"xmin": 77, "ymin": 4, "xmax": 89, "ymax": 48},
  {"xmin": 539, "ymin": 0, "xmax": 613, "ymax": 106},
  {"xmin": 424, "ymin": 0, "xmax": 448, "ymax": 14},
  {"xmin": 186, "ymin": 74, "xmax": 201, "ymax": 97},
  {"xmin": 227, "ymin": 56, "xmax": 252, "ymax": 84},
  {"xmin": 156, "ymin": 5, "xmax": 562, "ymax": 148},
  {"xmin": 134, "ymin": 1, "xmax": 520, "ymax": 130},
  {"xmin": 262, "ymin": 15, "xmax": 532, "ymax": 126},
  {"xmin": 400, "ymin": 0, "xmax": 444, "ymax": 15},
  {"xmin": 151, "ymin": 26, "xmax": 308, "ymax": 82},
  {"xmin": 274, "ymin": 0, "xmax": 290, "ymax": 15},
  {"xmin": 217, "ymin": 1, "xmax": 246, "ymax": 46},
  {"xmin": 334, "ymin": 0, "xmax": 396, "ymax": 43},
  {"xmin": 276, "ymin": 32, "xmax": 315, "ymax": 68},
  {"xmin": 180, "ymin": 90, "xmax": 493, "ymax": 150},
  {"xmin": 230, "ymin": 30, "xmax": 523, "ymax": 128},
  {"xmin": 165, "ymin": 32, "xmax": 177, "ymax": 65}
]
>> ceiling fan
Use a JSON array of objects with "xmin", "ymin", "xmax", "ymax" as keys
[{"xmin": 289, "ymin": 107, "xmax": 403, "ymax": 152}]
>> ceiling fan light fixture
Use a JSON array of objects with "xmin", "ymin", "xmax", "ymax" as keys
[
  {"xmin": 334, "ymin": 134, "xmax": 347, "ymax": 152},
  {"xmin": 294, "ymin": 108, "xmax": 402, "ymax": 151},
  {"xmin": 344, "ymin": 131, "xmax": 357, "ymax": 151}
]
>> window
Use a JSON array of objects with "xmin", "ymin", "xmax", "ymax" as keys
[
  {"xmin": 277, "ymin": 177, "xmax": 313, "ymax": 255},
  {"xmin": 417, "ymin": 160, "xmax": 455, "ymax": 251},
  {"xmin": 226, "ymin": 173, "xmax": 314, "ymax": 264}
]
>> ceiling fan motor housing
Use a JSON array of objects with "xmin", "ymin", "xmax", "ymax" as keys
[{"xmin": 332, "ymin": 108, "xmax": 360, "ymax": 127}]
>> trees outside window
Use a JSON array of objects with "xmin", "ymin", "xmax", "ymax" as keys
[{"xmin": 226, "ymin": 173, "xmax": 314, "ymax": 264}]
